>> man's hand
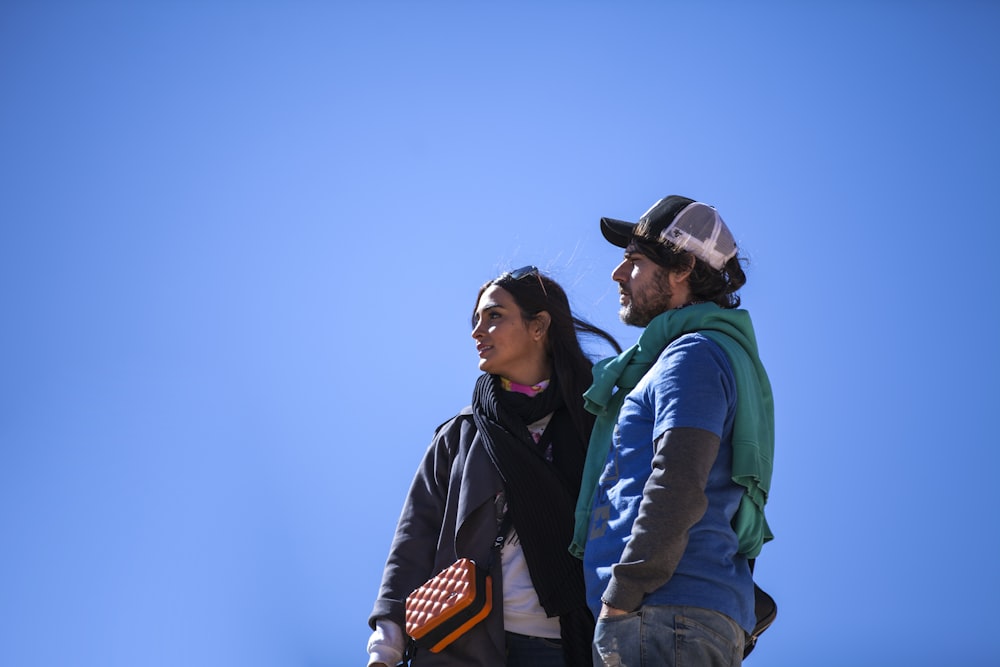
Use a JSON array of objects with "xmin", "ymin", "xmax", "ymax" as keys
[{"xmin": 599, "ymin": 602, "xmax": 630, "ymax": 619}]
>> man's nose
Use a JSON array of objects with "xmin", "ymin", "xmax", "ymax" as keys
[{"xmin": 611, "ymin": 260, "xmax": 629, "ymax": 282}]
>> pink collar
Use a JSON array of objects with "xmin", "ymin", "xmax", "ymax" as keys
[{"xmin": 500, "ymin": 377, "xmax": 550, "ymax": 397}]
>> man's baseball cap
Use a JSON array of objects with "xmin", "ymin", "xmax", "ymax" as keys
[{"xmin": 600, "ymin": 195, "xmax": 738, "ymax": 271}]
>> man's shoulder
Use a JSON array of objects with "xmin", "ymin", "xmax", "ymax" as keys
[
  {"xmin": 662, "ymin": 330, "xmax": 728, "ymax": 358},
  {"xmin": 651, "ymin": 332, "xmax": 734, "ymax": 378}
]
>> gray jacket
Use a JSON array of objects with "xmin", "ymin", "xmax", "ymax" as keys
[{"xmin": 369, "ymin": 407, "xmax": 508, "ymax": 666}]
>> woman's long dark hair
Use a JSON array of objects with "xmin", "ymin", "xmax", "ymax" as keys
[{"xmin": 472, "ymin": 268, "xmax": 621, "ymax": 440}]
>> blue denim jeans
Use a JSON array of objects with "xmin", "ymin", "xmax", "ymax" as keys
[
  {"xmin": 592, "ymin": 605, "xmax": 744, "ymax": 667},
  {"xmin": 506, "ymin": 631, "xmax": 564, "ymax": 667}
]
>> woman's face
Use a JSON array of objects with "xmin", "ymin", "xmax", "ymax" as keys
[{"xmin": 471, "ymin": 285, "xmax": 549, "ymax": 385}]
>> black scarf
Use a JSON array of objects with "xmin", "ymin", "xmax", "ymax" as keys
[{"xmin": 472, "ymin": 373, "xmax": 594, "ymax": 666}]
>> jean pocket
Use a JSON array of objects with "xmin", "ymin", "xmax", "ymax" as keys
[
  {"xmin": 675, "ymin": 612, "xmax": 742, "ymax": 663},
  {"xmin": 596, "ymin": 610, "xmax": 641, "ymax": 626}
]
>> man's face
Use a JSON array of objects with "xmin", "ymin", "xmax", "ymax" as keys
[{"xmin": 611, "ymin": 248, "xmax": 674, "ymax": 327}]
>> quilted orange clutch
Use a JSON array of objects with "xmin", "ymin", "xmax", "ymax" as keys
[{"xmin": 404, "ymin": 558, "xmax": 493, "ymax": 653}]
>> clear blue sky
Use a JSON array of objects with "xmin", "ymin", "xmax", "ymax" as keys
[{"xmin": 2, "ymin": 2, "xmax": 998, "ymax": 665}]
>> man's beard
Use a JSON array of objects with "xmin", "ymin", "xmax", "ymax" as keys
[{"xmin": 619, "ymin": 278, "xmax": 674, "ymax": 327}]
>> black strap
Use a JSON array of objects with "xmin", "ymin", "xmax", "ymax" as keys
[
  {"xmin": 485, "ymin": 508, "xmax": 514, "ymax": 570},
  {"xmin": 743, "ymin": 558, "xmax": 778, "ymax": 658}
]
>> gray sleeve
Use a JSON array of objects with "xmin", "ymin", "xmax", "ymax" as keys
[
  {"xmin": 368, "ymin": 418, "xmax": 460, "ymax": 629},
  {"xmin": 601, "ymin": 426, "xmax": 720, "ymax": 612}
]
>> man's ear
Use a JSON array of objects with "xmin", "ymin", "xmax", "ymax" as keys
[
  {"xmin": 533, "ymin": 311, "xmax": 552, "ymax": 341},
  {"xmin": 670, "ymin": 256, "xmax": 695, "ymax": 286}
]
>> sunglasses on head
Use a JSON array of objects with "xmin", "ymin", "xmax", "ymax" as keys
[{"xmin": 507, "ymin": 265, "xmax": 547, "ymax": 297}]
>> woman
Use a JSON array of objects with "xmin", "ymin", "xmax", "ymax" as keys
[{"xmin": 366, "ymin": 266, "xmax": 620, "ymax": 666}]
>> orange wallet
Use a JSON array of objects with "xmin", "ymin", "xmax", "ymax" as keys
[{"xmin": 405, "ymin": 558, "xmax": 492, "ymax": 652}]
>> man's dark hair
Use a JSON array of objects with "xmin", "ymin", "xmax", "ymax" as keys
[{"xmin": 631, "ymin": 237, "xmax": 747, "ymax": 309}]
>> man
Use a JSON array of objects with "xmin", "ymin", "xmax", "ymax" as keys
[{"xmin": 573, "ymin": 195, "xmax": 775, "ymax": 666}]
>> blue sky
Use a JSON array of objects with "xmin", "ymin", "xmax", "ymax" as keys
[{"xmin": 2, "ymin": 2, "xmax": 998, "ymax": 665}]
